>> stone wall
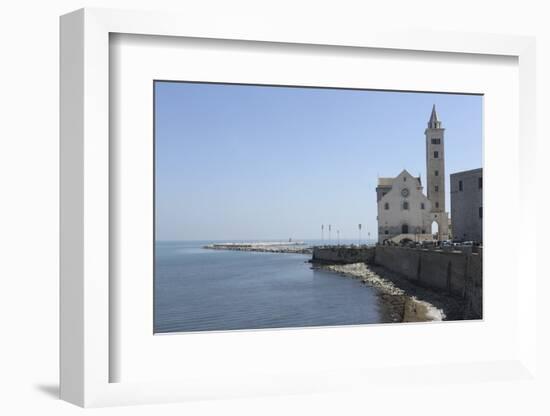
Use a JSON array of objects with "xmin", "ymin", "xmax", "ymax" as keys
[
  {"xmin": 311, "ymin": 245, "xmax": 482, "ymax": 319},
  {"xmin": 312, "ymin": 246, "xmax": 375, "ymax": 264},
  {"xmin": 450, "ymin": 168, "xmax": 483, "ymax": 242},
  {"xmin": 464, "ymin": 251, "xmax": 482, "ymax": 319},
  {"xmin": 374, "ymin": 246, "xmax": 482, "ymax": 319}
]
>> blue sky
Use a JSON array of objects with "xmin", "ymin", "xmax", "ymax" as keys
[{"xmin": 155, "ymin": 81, "xmax": 482, "ymax": 241}]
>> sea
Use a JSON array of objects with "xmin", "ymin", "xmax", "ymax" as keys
[{"xmin": 154, "ymin": 240, "xmax": 384, "ymax": 333}]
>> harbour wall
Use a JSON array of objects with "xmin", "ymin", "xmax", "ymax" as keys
[
  {"xmin": 312, "ymin": 245, "xmax": 482, "ymax": 319},
  {"xmin": 311, "ymin": 246, "xmax": 375, "ymax": 264},
  {"xmin": 374, "ymin": 246, "xmax": 482, "ymax": 318}
]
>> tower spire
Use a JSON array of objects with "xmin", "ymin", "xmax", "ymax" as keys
[{"xmin": 428, "ymin": 104, "xmax": 441, "ymax": 129}]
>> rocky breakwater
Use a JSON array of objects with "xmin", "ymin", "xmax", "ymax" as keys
[
  {"xmin": 313, "ymin": 262, "xmax": 462, "ymax": 323},
  {"xmin": 203, "ymin": 242, "xmax": 313, "ymax": 255}
]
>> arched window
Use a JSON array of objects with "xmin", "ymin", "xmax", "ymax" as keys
[
  {"xmin": 384, "ymin": 202, "xmax": 389, "ymax": 210},
  {"xmin": 403, "ymin": 201, "xmax": 409, "ymax": 210},
  {"xmin": 402, "ymin": 224, "xmax": 409, "ymax": 234},
  {"xmin": 420, "ymin": 202, "xmax": 425, "ymax": 210}
]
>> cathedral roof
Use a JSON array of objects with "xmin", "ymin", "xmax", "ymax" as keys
[
  {"xmin": 377, "ymin": 177, "xmax": 394, "ymax": 187},
  {"xmin": 377, "ymin": 172, "xmax": 421, "ymax": 187}
]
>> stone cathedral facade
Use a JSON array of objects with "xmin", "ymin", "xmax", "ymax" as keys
[{"xmin": 376, "ymin": 106, "xmax": 450, "ymax": 243}]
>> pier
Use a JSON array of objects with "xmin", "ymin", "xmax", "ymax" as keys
[{"xmin": 203, "ymin": 242, "xmax": 313, "ymax": 254}]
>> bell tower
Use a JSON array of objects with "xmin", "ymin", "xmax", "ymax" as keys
[{"xmin": 425, "ymin": 105, "xmax": 445, "ymax": 213}]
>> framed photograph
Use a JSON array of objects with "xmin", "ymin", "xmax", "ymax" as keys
[
  {"xmin": 60, "ymin": 8, "xmax": 537, "ymax": 407},
  {"xmin": 152, "ymin": 81, "xmax": 482, "ymax": 333}
]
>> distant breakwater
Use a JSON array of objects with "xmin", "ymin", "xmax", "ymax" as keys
[{"xmin": 203, "ymin": 242, "xmax": 313, "ymax": 255}]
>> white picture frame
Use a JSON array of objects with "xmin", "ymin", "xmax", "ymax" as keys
[{"xmin": 60, "ymin": 7, "xmax": 537, "ymax": 408}]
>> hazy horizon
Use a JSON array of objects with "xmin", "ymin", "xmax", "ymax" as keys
[{"xmin": 155, "ymin": 82, "xmax": 483, "ymax": 241}]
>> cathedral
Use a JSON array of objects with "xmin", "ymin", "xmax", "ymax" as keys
[{"xmin": 376, "ymin": 105, "xmax": 450, "ymax": 243}]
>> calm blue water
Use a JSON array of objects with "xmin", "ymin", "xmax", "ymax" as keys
[{"xmin": 154, "ymin": 241, "xmax": 383, "ymax": 333}]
